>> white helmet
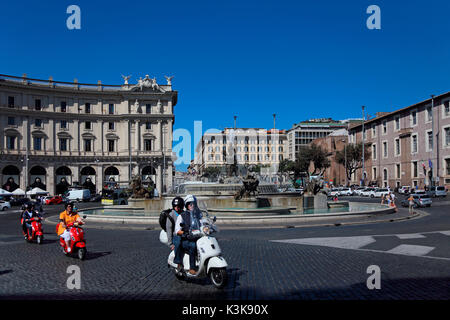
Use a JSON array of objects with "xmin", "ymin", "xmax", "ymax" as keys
[{"xmin": 183, "ymin": 194, "xmax": 197, "ymax": 208}]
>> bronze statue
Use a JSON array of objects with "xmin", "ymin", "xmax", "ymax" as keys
[{"xmin": 234, "ymin": 173, "xmax": 259, "ymax": 200}]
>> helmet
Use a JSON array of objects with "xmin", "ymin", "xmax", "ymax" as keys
[
  {"xmin": 172, "ymin": 197, "xmax": 184, "ymax": 209},
  {"xmin": 183, "ymin": 194, "xmax": 197, "ymax": 209},
  {"xmin": 25, "ymin": 203, "xmax": 33, "ymax": 210}
]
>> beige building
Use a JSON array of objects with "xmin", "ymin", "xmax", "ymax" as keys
[
  {"xmin": 194, "ymin": 128, "xmax": 288, "ymax": 177},
  {"xmin": 0, "ymin": 73, "xmax": 177, "ymax": 195}
]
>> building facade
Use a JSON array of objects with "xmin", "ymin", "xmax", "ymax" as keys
[
  {"xmin": 310, "ymin": 129, "xmax": 348, "ymax": 186},
  {"xmin": 194, "ymin": 128, "xmax": 288, "ymax": 177},
  {"xmin": 348, "ymin": 92, "xmax": 450, "ymax": 190},
  {"xmin": 0, "ymin": 74, "xmax": 177, "ymax": 195},
  {"xmin": 286, "ymin": 119, "xmax": 349, "ymax": 161}
]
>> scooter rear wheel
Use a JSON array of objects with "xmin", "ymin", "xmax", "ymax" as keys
[
  {"xmin": 37, "ymin": 235, "xmax": 43, "ymax": 245},
  {"xmin": 209, "ymin": 268, "xmax": 227, "ymax": 289}
]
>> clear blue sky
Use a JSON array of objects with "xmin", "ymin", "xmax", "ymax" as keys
[{"xmin": 1, "ymin": 0, "xmax": 450, "ymax": 171}]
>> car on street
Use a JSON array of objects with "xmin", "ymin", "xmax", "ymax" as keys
[
  {"xmin": 0, "ymin": 200, "xmax": 11, "ymax": 211},
  {"xmin": 427, "ymin": 186, "xmax": 448, "ymax": 198},
  {"xmin": 45, "ymin": 195, "xmax": 64, "ymax": 205},
  {"xmin": 352, "ymin": 187, "xmax": 366, "ymax": 196},
  {"xmin": 369, "ymin": 188, "xmax": 391, "ymax": 198},
  {"xmin": 338, "ymin": 188, "xmax": 353, "ymax": 196},
  {"xmin": 400, "ymin": 194, "xmax": 432, "ymax": 208},
  {"xmin": 398, "ymin": 186, "xmax": 410, "ymax": 194},
  {"xmin": 328, "ymin": 188, "xmax": 340, "ymax": 197},
  {"xmin": 360, "ymin": 187, "xmax": 376, "ymax": 197}
]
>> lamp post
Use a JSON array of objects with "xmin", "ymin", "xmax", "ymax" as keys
[
  {"xmin": 430, "ymin": 94, "xmax": 435, "ymax": 187},
  {"xmin": 342, "ymin": 139, "xmax": 347, "ymax": 186},
  {"xmin": 361, "ymin": 106, "xmax": 365, "ymax": 186}
]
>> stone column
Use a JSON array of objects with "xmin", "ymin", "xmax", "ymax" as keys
[
  {"xmin": 157, "ymin": 164, "xmax": 162, "ymax": 196},
  {"xmin": 47, "ymin": 163, "xmax": 55, "ymax": 195}
]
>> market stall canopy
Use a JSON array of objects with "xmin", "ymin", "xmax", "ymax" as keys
[
  {"xmin": 0, "ymin": 188, "xmax": 13, "ymax": 196},
  {"xmin": 27, "ymin": 187, "xmax": 49, "ymax": 195},
  {"xmin": 12, "ymin": 188, "xmax": 25, "ymax": 195}
]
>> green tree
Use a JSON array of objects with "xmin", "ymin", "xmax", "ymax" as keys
[{"xmin": 335, "ymin": 142, "xmax": 371, "ymax": 185}]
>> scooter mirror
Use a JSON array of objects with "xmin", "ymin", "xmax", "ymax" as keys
[
  {"xmin": 83, "ymin": 215, "xmax": 87, "ymax": 219},
  {"xmin": 213, "ymin": 216, "xmax": 217, "ymax": 222}
]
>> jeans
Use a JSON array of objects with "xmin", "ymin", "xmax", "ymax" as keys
[
  {"xmin": 180, "ymin": 239, "xmax": 197, "ymax": 270},
  {"xmin": 173, "ymin": 235, "xmax": 183, "ymax": 264}
]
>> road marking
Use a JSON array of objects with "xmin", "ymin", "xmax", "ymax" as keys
[
  {"xmin": 272, "ymin": 236, "xmax": 376, "ymax": 250},
  {"xmin": 396, "ymin": 233, "xmax": 426, "ymax": 239},
  {"xmin": 387, "ymin": 244, "xmax": 435, "ymax": 256},
  {"xmin": 440, "ymin": 231, "xmax": 450, "ymax": 236}
]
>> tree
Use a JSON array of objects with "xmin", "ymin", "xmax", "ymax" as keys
[
  {"xmin": 278, "ymin": 145, "xmax": 330, "ymax": 192},
  {"xmin": 335, "ymin": 142, "xmax": 371, "ymax": 185},
  {"xmin": 202, "ymin": 166, "xmax": 222, "ymax": 181}
]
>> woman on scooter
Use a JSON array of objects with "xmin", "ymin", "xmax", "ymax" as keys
[
  {"xmin": 21, "ymin": 203, "xmax": 42, "ymax": 239},
  {"xmin": 174, "ymin": 194, "xmax": 203, "ymax": 275},
  {"xmin": 57, "ymin": 202, "xmax": 83, "ymax": 253}
]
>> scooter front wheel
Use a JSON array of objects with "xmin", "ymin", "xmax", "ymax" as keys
[
  {"xmin": 36, "ymin": 235, "xmax": 43, "ymax": 245},
  {"xmin": 209, "ymin": 268, "xmax": 227, "ymax": 289},
  {"xmin": 78, "ymin": 248, "xmax": 86, "ymax": 260}
]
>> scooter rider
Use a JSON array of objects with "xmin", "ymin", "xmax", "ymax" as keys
[
  {"xmin": 57, "ymin": 202, "xmax": 83, "ymax": 253},
  {"xmin": 21, "ymin": 203, "xmax": 42, "ymax": 239},
  {"xmin": 174, "ymin": 194, "xmax": 203, "ymax": 275},
  {"xmin": 168, "ymin": 197, "xmax": 185, "ymax": 272}
]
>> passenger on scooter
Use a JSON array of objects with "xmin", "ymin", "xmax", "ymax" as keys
[
  {"xmin": 57, "ymin": 202, "xmax": 83, "ymax": 253},
  {"xmin": 167, "ymin": 197, "xmax": 185, "ymax": 272},
  {"xmin": 174, "ymin": 194, "xmax": 203, "ymax": 275},
  {"xmin": 21, "ymin": 204, "xmax": 42, "ymax": 239}
]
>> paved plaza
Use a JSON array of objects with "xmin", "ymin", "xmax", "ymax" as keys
[{"xmin": 1, "ymin": 197, "xmax": 450, "ymax": 301}]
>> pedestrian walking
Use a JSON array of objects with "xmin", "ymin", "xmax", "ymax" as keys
[
  {"xmin": 381, "ymin": 194, "xmax": 385, "ymax": 204},
  {"xmin": 408, "ymin": 194, "xmax": 414, "ymax": 215}
]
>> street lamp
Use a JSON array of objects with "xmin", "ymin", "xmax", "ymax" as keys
[
  {"xmin": 361, "ymin": 106, "xmax": 365, "ymax": 186},
  {"xmin": 342, "ymin": 139, "xmax": 347, "ymax": 186}
]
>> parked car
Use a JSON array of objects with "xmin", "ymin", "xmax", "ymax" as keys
[
  {"xmin": 400, "ymin": 194, "xmax": 432, "ymax": 208},
  {"xmin": 339, "ymin": 188, "xmax": 353, "ymax": 196},
  {"xmin": 353, "ymin": 187, "xmax": 366, "ymax": 196},
  {"xmin": 328, "ymin": 188, "xmax": 340, "ymax": 197},
  {"xmin": 0, "ymin": 200, "xmax": 11, "ymax": 211},
  {"xmin": 370, "ymin": 188, "xmax": 390, "ymax": 198},
  {"xmin": 45, "ymin": 196, "xmax": 64, "ymax": 205},
  {"xmin": 398, "ymin": 186, "xmax": 410, "ymax": 194},
  {"xmin": 360, "ymin": 187, "xmax": 376, "ymax": 197},
  {"xmin": 427, "ymin": 186, "xmax": 448, "ymax": 198}
]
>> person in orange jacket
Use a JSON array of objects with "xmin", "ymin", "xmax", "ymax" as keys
[{"xmin": 57, "ymin": 202, "xmax": 83, "ymax": 252}]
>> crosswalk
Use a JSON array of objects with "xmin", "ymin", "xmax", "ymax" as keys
[{"xmin": 271, "ymin": 230, "xmax": 450, "ymax": 261}]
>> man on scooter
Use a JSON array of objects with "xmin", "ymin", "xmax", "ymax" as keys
[
  {"xmin": 167, "ymin": 197, "xmax": 185, "ymax": 272},
  {"xmin": 174, "ymin": 194, "xmax": 203, "ymax": 275},
  {"xmin": 21, "ymin": 203, "xmax": 42, "ymax": 239},
  {"xmin": 57, "ymin": 202, "xmax": 83, "ymax": 253}
]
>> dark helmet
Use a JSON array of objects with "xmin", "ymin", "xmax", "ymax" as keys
[
  {"xmin": 172, "ymin": 197, "xmax": 184, "ymax": 209},
  {"xmin": 65, "ymin": 202, "xmax": 75, "ymax": 209},
  {"xmin": 25, "ymin": 203, "xmax": 33, "ymax": 210}
]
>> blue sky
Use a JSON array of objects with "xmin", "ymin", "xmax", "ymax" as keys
[{"xmin": 1, "ymin": 0, "xmax": 450, "ymax": 171}]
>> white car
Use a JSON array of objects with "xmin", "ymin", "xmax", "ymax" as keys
[
  {"xmin": 339, "ymin": 188, "xmax": 353, "ymax": 196},
  {"xmin": 0, "ymin": 200, "xmax": 11, "ymax": 211},
  {"xmin": 398, "ymin": 186, "xmax": 410, "ymax": 194},
  {"xmin": 329, "ymin": 188, "xmax": 340, "ymax": 196},
  {"xmin": 370, "ymin": 188, "xmax": 390, "ymax": 198},
  {"xmin": 360, "ymin": 187, "xmax": 376, "ymax": 197},
  {"xmin": 353, "ymin": 187, "xmax": 366, "ymax": 196}
]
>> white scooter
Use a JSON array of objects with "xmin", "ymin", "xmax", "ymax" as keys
[{"xmin": 159, "ymin": 212, "xmax": 228, "ymax": 289}]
